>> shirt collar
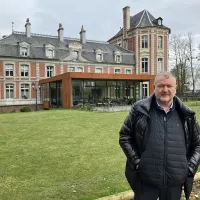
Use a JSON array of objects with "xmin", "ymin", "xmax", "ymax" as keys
[{"xmin": 156, "ymin": 100, "xmax": 174, "ymax": 114}]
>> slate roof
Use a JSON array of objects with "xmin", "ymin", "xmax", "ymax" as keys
[
  {"xmin": 108, "ymin": 9, "xmax": 170, "ymax": 42},
  {"xmin": 0, "ymin": 32, "xmax": 135, "ymax": 65}
]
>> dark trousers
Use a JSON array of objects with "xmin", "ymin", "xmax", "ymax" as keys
[{"xmin": 134, "ymin": 182, "xmax": 182, "ymax": 200}]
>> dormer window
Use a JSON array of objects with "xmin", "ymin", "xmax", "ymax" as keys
[
  {"xmin": 96, "ymin": 53, "xmax": 103, "ymax": 62},
  {"xmin": 45, "ymin": 45, "xmax": 55, "ymax": 58},
  {"xmin": 114, "ymin": 50, "xmax": 122, "ymax": 63},
  {"xmin": 72, "ymin": 51, "xmax": 78, "ymax": 61},
  {"xmin": 46, "ymin": 49, "xmax": 54, "ymax": 58},
  {"xmin": 116, "ymin": 55, "xmax": 121, "ymax": 63},
  {"xmin": 21, "ymin": 47, "xmax": 28, "ymax": 57},
  {"xmin": 96, "ymin": 49, "xmax": 104, "ymax": 62},
  {"xmin": 157, "ymin": 17, "xmax": 163, "ymax": 26},
  {"xmin": 19, "ymin": 42, "xmax": 30, "ymax": 57}
]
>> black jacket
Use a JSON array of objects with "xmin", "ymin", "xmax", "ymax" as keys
[{"xmin": 119, "ymin": 94, "xmax": 200, "ymax": 199}]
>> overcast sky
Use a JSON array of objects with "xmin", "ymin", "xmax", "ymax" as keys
[{"xmin": 0, "ymin": 0, "xmax": 200, "ymax": 43}]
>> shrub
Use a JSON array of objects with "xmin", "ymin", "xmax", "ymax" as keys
[{"xmin": 20, "ymin": 106, "xmax": 31, "ymax": 112}]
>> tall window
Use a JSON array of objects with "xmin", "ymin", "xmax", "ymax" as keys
[
  {"xmin": 46, "ymin": 49, "xmax": 54, "ymax": 58},
  {"xmin": 46, "ymin": 66, "xmax": 54, "ymax": 77},
  {"xmin": 158, "ymin": 36, "xmax": 163, "ymax": 48},
  {"xmin": 21, "ymin": 84, "xmax": 29, "ymax": 99},
  {"xmin": 72, "ymin": 51, "xmax": 78, "ymax": 60},
  {"xmin": 69, "ymin": 67, "xmax": 75, "ymax": 72},
  {"xmin": 141, "ymin": 58, "xmax": 148, "ymax": 73},
  {"xmin": 114, "ymin": 69, "xmax": 121, "ymax": 74},
  {"xmin": 142, "ymin": 35, "xmax": 148, "ymax": 48},
  {"xmin": 142, "ymin": 83, "xmax": 148, "ymax": 98},
  {"xmin": 96, "ymin": 68, "xmax": 102, "ymax": 73},
  {"xmin": 6, "ymin": 84, "xmax": 14, "ymax": 99},
  {"xmin": 77, "ymin": 67, "xmax": 83, "ymax": 72},
  {"xmin": 158, "ymin": 58, "xmax": 163, "ymax": 73},
  {"xmin": 5, "ymin": 64, "xmax": 14, "ymax": 76},
  {"xmin": 21, "ymin": 47, "xmax": 28, "ymax": 57},
  {"xmin": 125, "ymin": 69, "xmax": 131, "ymax": 74},
  {"xmin": 21, "ymin": 65, "xmax": 29, "ymax": 77}
]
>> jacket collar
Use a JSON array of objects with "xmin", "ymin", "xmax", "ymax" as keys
[{"xmin": 134, "ymin": 94, "xmax": 195, "ymax": 119}]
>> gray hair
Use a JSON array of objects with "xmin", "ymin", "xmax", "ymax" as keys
[{"xmin": 154, "ymin": 72, "xmax": 176, "ymax": 84}]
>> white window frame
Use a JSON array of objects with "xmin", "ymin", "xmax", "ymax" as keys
[
  {"xmin": 142, "ymin": 82, "xmax": 149, "ymax": 99},
  {"xmin": 158, "ymin": 19, "xmax": 162, "ymax": 26},
  {"xmin": 68, "ymin": 67, "xmax": 75, "ymax": 72},
  {"xmin": 114, "ymin": 68, "xmax": 121, "ymax": 74},
  {"xmin": 141, "ymin": 35, "xmax": 148, "ymax": 48},
  {"xmin": 158, "ymin": 36, "xmax": 163, "ymax": 49},
  {"xmin": 125, "ymin": 68, "xmax": 132, "ymax": 74},
  {"xmin": 96, "ymin": 49, "xmax": 104, "ymax": 62},
  {"xmin": 95, "ymin": 67, "xmax": 103, "ymax": 73},
  {"xmin": 72, "ymin": 51, "xmax": 79, "ymax": 61},
  {"xmin": 46, "ymin": 65, "xmax": 55, "ymax": 78},
  {"xmin": 157, "ymin": 58, "xmax": 163, "ymax": 73},
  {"xmin": 21, "ymin": 83, "xmax": 30, "ymax": 99},
  {"xmin": 21, "ymin": 47, "xmax": 28, "ymax": 57},
  {"xmin": 5, "ymin": 63, "xmax": 14, "ymax": 77},
  {"xmin": 5, "ymin": 83, "xmax": 14, "ymax": 99},
  {"xmin": 46, "ymin": 49, "xmax": 54, "ymax": 58},
  {"xmin": 96, "ymin": 53, "xmax": 103, "ymax": 62},
  {"xmin": 77, "ymin": 67, "xmax": 83, "ymax": 72},
  {"xmin": 141, "ymin": 58, "xmax": 149, "ymax": 73},
  {"xmin": 20, "ymin": 64, "xmax": 29, "ymax": 77}
]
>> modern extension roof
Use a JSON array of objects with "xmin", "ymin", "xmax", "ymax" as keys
[
  {"xmin": 0, "ymin": 31, "xmax": 135, "ymax": 65},
  {"xmin": 108, "ymin": 9, "xmax": 170, "ymax": 42}
]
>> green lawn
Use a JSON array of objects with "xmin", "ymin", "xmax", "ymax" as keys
[{"xmin": 0, "ymin": 104, "xmax": 199, "ymax": 200}]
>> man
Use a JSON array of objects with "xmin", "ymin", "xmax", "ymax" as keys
[{"xmin": 119, "ymin": 72, "xmax": 200, "ymax": 200}]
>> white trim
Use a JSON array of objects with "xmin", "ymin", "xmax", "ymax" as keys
[
  {"xmin": 19, "ymin": 62, "xmax": 31, "ymax": 78},
  {"xmin": 157, "ymin": 57, "xmax": 164, "ymax": 73},
  {"xmin": 125, "ymin": 68, "xmax": 132, "ymax": 74},
  {"xmin": 77, "ymin": 67, "xmax": 84, "ymax": 72},
  {"xmin": 141, "ymin": 34, "xmax": 149, "ymax": 49},
  {"xmin": 3, "ymin": 61, "xmax": 15, "ymax": 78},
  {"xmin": 140, "ymin": 57, "xmax": 149, "ymax": 73},
  {"xmin": 4, "ymin": 82, "xmax": 15, "ymax": 99},
  {"xmin": 95, "ymin": 67, "xmax": 103, "ymax": 73},
  {"xmin": 20, "ymin": 83, "xmax": 30, "ymax": 99},
  {"xmin": 142, "ymin": 81, "xmax": 149, "ymax": 97},
  {"xmin": 135, "ymin": 11, "xmax": 145, "ymax": 28},
  {"xmin": 157, "ymin": 35, "xmax": 163, "ymax": 49},
  {"xmin": 45, "ymin": 63, "xmax": 56, "ymax": 77},
  {"xmin": 146, "ymin": 10, "xmax": 153, "ymax": 26},
  {"xmin": 114, "ymin": 67, "xmax": 121, "ymax": 74}
]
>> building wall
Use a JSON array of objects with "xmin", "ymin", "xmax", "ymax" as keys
[
  {"xmin": 0, "ymin": 58, "xmax": 136, "ymax": 106},
  {"xmin": 109, "ymin": 28, "xmax": 169, "ymax": 76}
]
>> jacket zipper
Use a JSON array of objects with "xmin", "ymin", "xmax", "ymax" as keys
[{"xmin": 163, "ymin": 116, "xmax": 167, "ymax": 187}]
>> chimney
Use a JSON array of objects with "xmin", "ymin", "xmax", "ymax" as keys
[
  {"xmin": 25, "ymin": 18, "xmax": 31, "ymax": 38},
  {"xmin": 123, "ymin": 6, "xmax": 130, "ymax": 39},
  {"xmin": 80, "ymin": 25, "xmax": 86, "ymax": 44},
  {"xmin": 58, "ymin": 23, "xmax": 64, "ymax": 42}
]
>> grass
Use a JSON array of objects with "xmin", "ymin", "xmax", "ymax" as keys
[
  {"xmin": 0, "ymin": 110, "xmax": 130, "ymax": 200},
  {"xmin": 0, "ymin": 103, "xmax": 199, "ymax": 200}
]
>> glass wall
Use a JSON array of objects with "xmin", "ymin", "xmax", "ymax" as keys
[
  {"xmin": 49, "ymin": 81, "xmax": 62, "ymax": 108},
  {"xmin": 72, "ymin": 80, "xmax": 145, "ymax": 106}
]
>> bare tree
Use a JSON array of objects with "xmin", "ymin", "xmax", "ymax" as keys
[
  {"xmin": 187, "ymin": 32, "xmax": 196, "ymax": 95},
  {"xmin": 169, "ymin": 34, "xmax": 189, "ymax": 95}
]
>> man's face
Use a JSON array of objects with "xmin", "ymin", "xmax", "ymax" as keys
[{"xmin": 154, "ymin": 76, "xmax": 177, "ymax": 105}]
